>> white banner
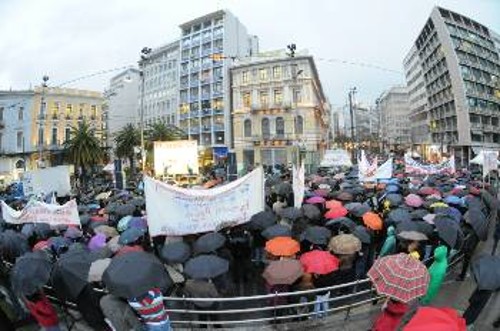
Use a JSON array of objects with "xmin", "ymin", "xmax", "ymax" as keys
[
  {"xmin": 293, "ymin": 161, "xmax": 305, "ymax": 208},
  {"xmin": 1, "ymin": 199, "xmax": 81, "ymax": 227},
  {"xmin": 21, "ymin": 166, "xmax": 72, "ymax": 197},
  {"xmin": 154, "ymin": 140, "xmax": 199, "ymax": 176},
  {"xmin": 483, "ymin": 151, "xmax": 499, "ymax": 178},
  {"xmin": 359, "ymin": 157, "xmax": 393, "ymax": 182},
  {"xmin": 320, "ymin": 149, "xmax": 352, "ymax": 167},
  {"xmin": 145, "ymin": 167, "xmax": 265, "ymax": 236}
]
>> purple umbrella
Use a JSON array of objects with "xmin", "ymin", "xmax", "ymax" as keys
[
  {"xmin": 305, "ymin": 196, "xmax": 326, "ymax": 204},
  {"xmin": 88, "ymin": 233, "xmax": 107, "ymax": 251},
  {"xmin": 405, "ymin": 194, "xmax": 423, "ymax": 208}
]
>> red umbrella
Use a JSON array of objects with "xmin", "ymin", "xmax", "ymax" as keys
[
  {"xmin": 367, "ymin": 253, "xmax": 430, "ymax": 303},
  {"xmin": 325, "ymin": 200, "xmax": 343, "ymax": 210},
  {"xmin": 403, "ymin": 307, "xmax": 466, "ymax": 331},
  {"xmin": 300, "ymin": 250, "xmax": 339, "ymax": 275},
  {"xmin": 418, "ymin": 187, "xmax": 438, "ymax": 196},
  {"xmin": 324, "ymin": 206, "xmax": 348, "ymax": 219},
  {"xmin": 305, "ymin": 196, "xmax": 326, "ymax": 204},
  {"xmin": 404, "ymin": 194, "xmax": 423, "ymax": 208}
]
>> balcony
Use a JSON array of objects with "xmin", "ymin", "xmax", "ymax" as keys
[
  {"xmin": 202, "ymin": 125, "xmax": 212, "ymax": 132},
  {"xmin": 189, "ymin": 95, "xmax": 199, "ymax": 102},
  {"xmin": 52, "ymin": 114, "xmax": 59, "ymax": 120},
  {"xmin": 189, "ymin": 127, "xmax": 200, "ymax": 134},
  {"xmin": 191, "ymin": 65, "xmax": 200, "ymax": 72},
  {"xmin": 213, "ymin": 108, "xmax": 224, "ymax": 115},
  {"xmin": 202, "ymin": 62, "xmax": 212, "ymax": 69},
  {"xmin": 201, "ymin": 108, "xmax": 212, "ymax": 116},
  {"xmin": 190, "ymin": 80, "xmax": 200, "ymax": 87},
  {"xmin": 212, "ymin": 61, "xmax": 223, "ymax": 68},
  {"xmin": 201, "ymin": 93, "xmax": 211, "ymax": 100},
  {"xmin": 180, "ymin": 81, "xmax": 189, "ymax": 89},
  {"xmin": 180, "ymin": 113, "xmax": 189, "ymax": 120},
  {"xmin": 202, "ymin": 48, "xmax": 212, "ymax": 57},
  {"xmin": 181, "ymin": 68, "xmax": 189, "ymax": 76},
  {"xmin": 190, "ymin": 110, "xmax": 199, "ymax": 117},
  {"xmin": 213, "ymin": 91, "xmax": 223, "ymax": 98},
  {"xmin": 214, "ymin": 124, "xmax": 224, "ymax": 131},
  {"xmin": 201, "ymin": 78, "xmax": 211, "ymax": 85},
  {"xmin": 0, "ymin": 120, "xmax": 4, "ymax": 129}
]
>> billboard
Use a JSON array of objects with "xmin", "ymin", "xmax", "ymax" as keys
[
  {"xmin": 154, "ymin": 140, "xmax": 199, "ymax": 176},
  {"xmin": 21, "ymin": 165, "xmax": 72, "ymax": 196}
]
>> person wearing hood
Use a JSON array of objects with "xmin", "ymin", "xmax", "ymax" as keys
[
  {"xmin": 379, "ymin": 226, "xmax": 396, "ymax": 257},
  {"xmin": 371, "ymin": 298, "xmax": 409, "ymax": 331},
  {"xmin": 421, "ymin": 245, "xmax": 448, "ymax": 305}
]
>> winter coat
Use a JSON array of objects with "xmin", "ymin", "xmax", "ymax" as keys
[
  {"xmin": 379, "ymin": 226, "xmax": 396, "ymax": 257},
  {"xmin": 371, "ymin": 299, "xmax": 408, "ymax": 331},
  {"xmin": 421, "ymin": 245, "xmax": 448, "ymax": 305},
  {"xmin": 25, "ymin": 293, "xmax": 59, "ymax": 327}
]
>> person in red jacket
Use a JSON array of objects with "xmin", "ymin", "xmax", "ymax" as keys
[
  {"xmin": 24, "ymin": 291, "xmax": 61, "ymax": 331},
  {"xmin": 371, "ymin": 298, "xmax": 409, "ymax": 331}
]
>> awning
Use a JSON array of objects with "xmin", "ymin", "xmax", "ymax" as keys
[{"xmin": 213, "ymin": 147, "xmax": 228, "ymax": 158}]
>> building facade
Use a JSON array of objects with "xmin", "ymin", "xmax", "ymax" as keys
[
  {"xmin": 403, "ymin": 6, "xmax": 500, "ymax": 165},
  {"xmin": 0, "ymin": 87, "xmax": 104, "ymax": 180},
  {"xmin": 379, "ymin": 86, "xmax": 411, "ymax": 151},
  {"xmin": 140, "ymin": 41, "xmax": 180, "ymax": 125},
  {"xmin": 178, "ymin": 10, "xmax": 259, "ymax": 159},
  {"xmin": 107, "ymin": 68, "xmax": 140, "ymax": 143},
  {"xmin": 231, "ymin": 54, "xmax": 329, "ymax": 172}
]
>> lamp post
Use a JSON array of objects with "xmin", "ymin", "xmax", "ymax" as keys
[
  {"xmin": 139, "ymin": 47, "xmax": 152, "ymax": 173},
  {"xmin": 38, "ymin": 75, "xmax": 49, "ymax": 168},
  {"xmin": 348, "ymin": 87, "xmax": 357, "ymax": 163}
]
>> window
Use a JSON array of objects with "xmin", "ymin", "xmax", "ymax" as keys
[
  {"xmin": 0, "ymin": 107, "xmax": 3, "ymax": 121},
  {"xmin": 0, "ymin": 133, "xmax": 2, "ymax": 150},
  {"xmin": 276, "ymin": 117, "xmax": 285, "ymax": 137},
  {"xmin": 242, "ymin": 71, "xmax": 249, "ymax": 83},
  {"xmin": 66, "ymin": 104, "xmax": 72, "ymax": 117},
  {"xmin": 91, "ymin": 105, "xmax": 97, "ymax": 119},
  {"xmin": 52, "ymin": 102, "xmax": 59, "ymax": 118},
  {"xmin": 242, "ymin": 92, "xmax": 251, "ymax": 107},
  {"xmin": 295, "ymin": 116, "xmax": 304, "ymax": 134},
  {"xmin": 40, "ymin": 102, "xmax": 46, "ymax": 118},
  {"xmin": 65, "ymin": 127, "xmax": 71, "ymax": 142},
  {"xmin": 262, "ymin": 118, "xmax": 270, "ymax": 138},
  {"xmin": 272, "ymin": 66, "xmax": 282, "ymax": 79},
  {"xmin": 244, "ymin": 119, "xmax": 252, "ymax": 137},
  {"xmin": 51, "ymin": 127, "xmax": 58, "ymax": 145},
  {"xmin": 273, "ymin": 89, "xmax": 283, "ymax": 105},
  {"xmin": 38, "ymin": 127, "xmax": 44, "ymax": 146},
  {"xmin": 18, "ymin": 107, "xmax": 24, "ymax": 120},
  {"xmin": 259, "ymin": 68, "xmax": 268, "ymax": 81},
  {"xmin": 260, "ymin": 91, "xmax": 269, "ymax": 107},
  {"xmin": 293, "ymin": 88, "xmax": 302, "ymax": 103},
  {"xmin": 16, "ymin": 131, "xmax": 23, "ymax": 150}
]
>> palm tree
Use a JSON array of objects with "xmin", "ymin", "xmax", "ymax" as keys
[
  {"xmin": 64, "ymin": 120, "xmax": 103, "ymax": 186},
  {"xmin": 114, "ymin": 123, "xmax": 140, "ymax": 173},
  {"xmin": 146, "ymin": 121, "xmax": 187, "ymax": 148}
]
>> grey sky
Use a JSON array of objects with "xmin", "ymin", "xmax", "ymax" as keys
[{"xmin": 1, "ymin": 0, "xmax": 499, "ymax": 106}]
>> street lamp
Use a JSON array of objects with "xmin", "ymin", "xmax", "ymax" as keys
[
  {"xmin": 139, "ymin": 47, "xmax": 152, "ymax": 172},
  {"xmin": 348, "ymin": 87, "xmax": 357, "ymax": 162},
  {"xmin": 38, "ymin": 75, "xmax": 49, "ymax": 168}
]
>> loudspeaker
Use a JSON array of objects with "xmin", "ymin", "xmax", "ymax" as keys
[{"xmin": 114, "ymin": 159, "xmax": 122, "ymax": 172}]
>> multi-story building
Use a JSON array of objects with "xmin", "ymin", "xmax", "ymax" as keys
[
  {"xmin": 0, "ymin": 87, "xmax": 104, "ymax": 180},
  {"xmin": 107, "ymin": 68, "xmax": 140, "ymax": 144},
  {"xmin": 379, "ymin": 86, "xmax": 411, "ymax": 151},
  {"xmin": 404, "ymin": 45, "xmax": 430, "ymax": 156},
  {"xmin": 178, "ymin": 10, "xmax": 259, "ymax": 159},
  {"xmin": 403, "ymin": 6, "xmax": 500, "ymax": 165},
  {"xmin": 231, "ymin": 53, "xmax": 329, "ymax": 172},
  {"xmin": 140, "ymin": 41, "xmax": 180, "ymax": 125}
]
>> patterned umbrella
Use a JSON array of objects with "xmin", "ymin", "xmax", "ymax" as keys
[
  {"xmin": 367, "ymin": 253, "xmax": 430, "ymax": 303},
  {"xmin": 263, "ymin": 259, "xmax": 304, "ymax": 285},
  {"xmin": 328, "ymin": 234, "xmax": 362, "ymax": 255},
  {"xmin": 265, "ymin": 236, "xmax": 300, "ymax": 257},
  {"xmin": 300, "ymin": 250, "xmax": 339, "ymax": 275}
]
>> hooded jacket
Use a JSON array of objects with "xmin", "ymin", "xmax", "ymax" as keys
[
  {"xmin": 379, "ymin": 226, "xmax": 396, "ymax": 257},
  {"xmin": 421, "ymin": 245, "xmax": 448, "ymax": 305}
]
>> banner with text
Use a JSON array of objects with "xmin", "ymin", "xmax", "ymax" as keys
[
  {"xmin": 21, "ymin": 166, "xmax": 72, "ymax": 197},
  {"xmin": 1, "ymin": 199, "xmax": 81, "ymax": 227},
  {"xmin": 405, "ymin": 155, "xmax": 455, "ymax": 175},
  {"xmin": 359, "ymin": 158, "xmax": 393, "ymax": 182},
  {"xmin": 293, "ymin": 161, "xmax": 305, "ymax": 208},
  {"xmin": 145, "ymin": 167, "xmax": 265, "ymax": 236}
]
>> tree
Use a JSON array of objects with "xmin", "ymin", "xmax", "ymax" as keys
[
  {"xmin": 114, "ymin": 123, "xmax": 140, "ymax": 173},
  {"xmin": 64, "ymin": 120, "xmax": 103, "ymax": 185},
  {"xmin": 145, "ymin": 121, "xmax": 187, "ymax": 149}
]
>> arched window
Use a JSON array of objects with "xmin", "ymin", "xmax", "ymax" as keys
[
  {"xmin": 262, "ymin": 118, "xmax": 270, "ymax": 138},
  {"xmin": 276, "ymin": 117, "xmax": 285, "ymax": 137},
  {"xmin": 295, "ymin": 115, "xmax": 304, "ymax": 134},
  {"xmin": 244, "ymin": 119, "xmax": 252, "ymax": 137}
]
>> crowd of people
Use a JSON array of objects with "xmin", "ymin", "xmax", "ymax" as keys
[{"xmin": 0, "ymin": 158, "xmax": 499, "ymax": 331}]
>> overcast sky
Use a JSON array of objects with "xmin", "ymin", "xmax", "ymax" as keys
[{"xmin": 1, "ymin": 0, "xmax": 499, "ymax": 106}]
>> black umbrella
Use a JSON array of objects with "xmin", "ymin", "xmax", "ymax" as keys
[
  {"xmin": 160, "ymin": 241, "xmax": 191, "ymax": 264},
  {"xmin": 387, "ymin": 208, "xmax": 411, "ymax": 224},
  {"xmin": 396, "ymin": 220, "xmax": 421, "ymax": 234},
  {"xmin": 410, "ymin": 209, "xmax": 428, "ymax": 221},
  {"xmin": 325, "ymin": 217, "xmax": 357, "ymax": 232},
  {"xmin": 347, "ymin": 203, "xmax": 371, "ymax": 218},
  {"xmin": 279, "ymin": 207, "xmax": 303, "ymax": 220},
  {"xmin": 385, "ymin": 193, "xmax": 403, "ymax": 206},
  {"xmin": 32, "ymin": 223, "xmax": 52, "ymax": 239},
  {"xmin": 115, "ymin": 204, "xmax": 136, "ymax": 217},
  {"xmin": 80, "ymin": 214, "xmax": 91, "ymax": 226},
  {"xmin": 274, "ymin": 182, "xmax": 292, "ymax": 196},
  {"xmin": 184, "ymin": 255, "xmax": 229, "ymax": 279},
  {"xmin": 300, "ymin": 226, "xmax": 332, "ymax": 245},
  {"xmin": 265, "ymin": 175, "xmax": 281, "ymax": 187},
  {"xmin": 464, "ymin": 209, "xmax": 488, "ymax": 241},
  {"xmin": 434, "ymin": 215, "xmax": 462, "ymax": 248},
  {"xmin": 103, "ymin": 252, "xmax": 172, "ymax": 299},
  {"xmin": 471, "ymin": 255, "xmax": 500, "ymax": 291},
  {"xmin": 51, "ymin": 249, "xmax": 93, "ymax": 300},
  {"xmin": 130, "ymin": 197, "xmax": 145, "ymax": 207},
  {"xmin": 262, "ymin": 224, "xmax": 292, "ymax": 239},
  {"xmin": 352, "ymin": 226, "xmax": 371, "ymax": 244},
  {"xmin": 301, "ymin": 204, "xmax": 321, "ymax": 221},
  {"xmin": 413, "ymin": 221, "xmax": 434, "ymax": 237},
  {"xmin": 194, "ymin": 232, "xmax": 226, "ymax": 254},
  {"xmin": 248, "ymin": 211, "xmax": 277, "ymax": 230},
  {"xmin": 11, "ymin": 251, "xmax": 52, "ymax": 296},
  {"xmin": 0, "ymin": 230, "xmax": 29, "ymax": 261}
]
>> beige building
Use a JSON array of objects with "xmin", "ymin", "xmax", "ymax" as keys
[
  {"xmin": 0, "ymin": 87, "xmax": 105, "ymax": 179},
  {"xmin": 230, "ymin": 53, "xmax": 329, "ymax": 172}
]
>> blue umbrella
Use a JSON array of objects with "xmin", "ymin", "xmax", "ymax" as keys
[
  {"xmin": 193, "ymin": 232, "xmax": 226, "ymax": 254},
  {"xmin": 385, "ymin": 184, "xmax": 400, "ymax": 193},
  {"xmin": 387, "ymin": 208, "xmax": 411, "ymax": 224},
  {"xmin": 117, "ymin": 215, "xmax": 133, "ymax": 232},
  {"xmin": 444, "ymin": 195, "xmax": 463, "ymax": 206},
  {"xmin": 118, "ymin": 227, "xmax": 146, "ymax": 245},
  {"xmin": 160, "ymin": 241, "xmax": 191, "ymax": 264},
  {"xmin": 185, "ymin": 255, "xmax": 229, "ymax": 279}
]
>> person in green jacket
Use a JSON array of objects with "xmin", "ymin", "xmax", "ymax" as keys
[
  {"xmin": 421, "ymin": 245, "xmax": 448, "ymax": 305},
  {"xmin": 379, "ymin": 226, "xmax": 396, "ymax": 257}
]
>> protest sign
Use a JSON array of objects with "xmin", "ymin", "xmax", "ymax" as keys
[
  {"xmin": 320, "ymin": 149, "xmax": 352, "ymax": 167},
  {"xmin": 293, "ymin": 161, "xmax": 305, "ymax": 208},
  {"xmin": 145, "ymin": 167, "xmax": 264, "ymax": 236},
  {"xmin": 1, "ymin": 199, "xmax": 81, "ymax": 227},
  {"xmin": 405, "ymin": 155, "xmax": 455, "ymax": 175},
  {"xmin": 21, "ymin": 166, "xmax": 72, "ymax": 196}
]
